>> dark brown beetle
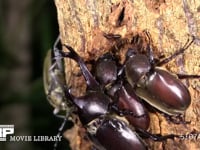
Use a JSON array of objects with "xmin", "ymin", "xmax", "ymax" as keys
[
  {"xmin": 125, "ymin": 33, "xmax": 200, "ymax": 116},
  {"xmin": 94, "ymin": 53, "xmax": 150, "ymax": 130},
  {"xmin": 60, "ymin": 45, "xmax": 181, "ymax": 150}
]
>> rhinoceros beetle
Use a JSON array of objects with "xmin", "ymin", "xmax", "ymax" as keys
[
  {"xmin": 43, "ymin": 36, "xmax": 75, "ymax": 149},
  {"xmin": 43, "ymin": 35, "xmax": 74, "ymax": 117},
  {"xmin": 59, "ymin": 44, "xmax": 183, "ymax": 150},
  {"xmin": 103, "ymin": 31, "xmax": 200, "ymax": 123},
  {"xmin": 124, "ymin": 32, "xmax": 200, "ymax": 119}
]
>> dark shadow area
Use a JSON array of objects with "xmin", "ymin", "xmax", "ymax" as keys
[{"xmin": 0, "ymin": 0, "xmax": 71, "ymax": 149}]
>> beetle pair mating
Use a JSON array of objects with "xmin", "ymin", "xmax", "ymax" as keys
[{"xmin": 44, "ymin": 32, "xmax": 200, "ymax": 150}]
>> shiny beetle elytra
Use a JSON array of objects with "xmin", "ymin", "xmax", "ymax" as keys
[
  {"xmin": 60, "ymin": 45, "xmax": 182, "ymax": 150},
  {"xmin": 124, "ymin": 32, "xmax": 200, "ymax": 117}
]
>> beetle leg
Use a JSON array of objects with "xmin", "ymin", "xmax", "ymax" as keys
[
  {"xmin": 176, "ymin": 74, "xmax": 200, "ymax": 79},
  {"xmin": 52, "ymin": 108, "xmax": 66, "ymax": 119},
  {"xmin": 49, "ymin": 35, "xmax": 65, "ymax": 87},
  {"xmin": 53, "ymin": 112, "xmax": 70, "ymax": 150},
  {"xmin": 156, "ymin": 36, "xmax": 195, "ymax": 66},
  {"xmin": 117, "ymin": 65, "xmax": 125, "ymax": 78},
  {"xmin": 103, "ymin": 33, "xmax": 121, "ymax": 40},
  {"xmin": 109, "ymin": 102, "xmax": 147, "ymax": 118},
  {"xmin": 136, "ymin": 128, "xmax": 180, "ymax": 141},
  {"xmin": 109, "ymin": 102, "xmax": 132, "ymax": 116},
  {"xmin": 60, "ymin": 45, "xmax": 101, "ymax": 91},
  {"xmin": 48, "ymin": 35, "xmax": 62, "ymax": 77},
  {"xmin": 53, "ymin": 34, "xmax": 60, "ymax": 51},
  {"xmin": 144, "ymin": 31, "xmax": 156, "ymax": 66},
  {"xmin": 164, "ymin": 113, "xmax": 191, "ymax": 124},
  {"xmin": 51, "ymin": 35, "xmax": 65, "ymax": 71},
  {"xmin": 146, "ymin": 44, "xmax": 155, "ymax": 67}
]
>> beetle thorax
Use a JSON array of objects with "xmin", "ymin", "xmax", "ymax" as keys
[{"xmin": 125, "ymin": 54, "xmax": 151, "ymax": 86}]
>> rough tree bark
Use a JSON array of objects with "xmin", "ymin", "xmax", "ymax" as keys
[{"xmin": 54, "ymin": 0, "xmax": 200, "ymax": 150}]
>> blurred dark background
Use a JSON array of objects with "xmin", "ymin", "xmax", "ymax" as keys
[{"xmin": 0, "ymin": 0, "xmax": 71, "ymax": 149}]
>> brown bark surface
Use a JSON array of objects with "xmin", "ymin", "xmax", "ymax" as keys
[{"xmin": 54, "ymin": 0, "xmax": 200, "ymax": 149}]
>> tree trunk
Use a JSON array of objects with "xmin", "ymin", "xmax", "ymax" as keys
[{"xmin": 54, "ymin": 0, "xmax": 200, "ymax": 149}]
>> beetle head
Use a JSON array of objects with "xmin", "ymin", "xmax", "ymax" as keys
[{"xmin": 95, "ymin": 53, "xmax": 118, "ymax": 86}]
